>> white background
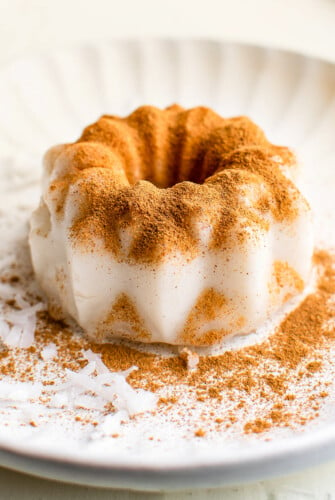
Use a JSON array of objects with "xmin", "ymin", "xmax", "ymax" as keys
[
  {"xmin": 1, "ymin": 0, "xmax": 335, "ymax": 498},
  {"xmin": 1, "ymin": 0, "xmax": 335, "ymax": 66}
]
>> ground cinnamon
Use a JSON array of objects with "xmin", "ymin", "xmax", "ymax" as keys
[
  {"xmin": 1, "ymin": 247, "xmax": 334, "ymax": 437},
  {"xmin": 45, "ymin": 105, "xmax": 301, "ymax": 264}
]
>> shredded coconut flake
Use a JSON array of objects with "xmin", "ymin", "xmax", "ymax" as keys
[
  {"xmin": 83, "ymin": 349, "xmax": 110, "ymax": 374},
  {"xmin": 3, "ymin": 302, "xmax": 44, "ymax": 348},
  {"xmin": 40, "ymin": 343, "xmax": 57, "ymax": 361},
  {"xmin": 48, "ymin": 357, "xmax": 158, "ymax": 417}
]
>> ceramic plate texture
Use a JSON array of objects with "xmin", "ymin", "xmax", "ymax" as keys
[{"xmin": 0, "ymin": 39, "xmax": 335, "ymax": 491}]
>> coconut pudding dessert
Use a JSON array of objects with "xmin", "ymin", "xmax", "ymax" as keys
[
  {"xmin": 5, "ymin": 101, "xmax": 335, "ymax": 458},
  {"xmin": 29, "ymin": 105, "xmax": 313, "ymax": 348}
]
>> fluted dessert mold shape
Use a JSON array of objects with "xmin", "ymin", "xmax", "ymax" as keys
[{"xmin": 29, "ymin": 105, "xmax": 313, "ymax": 346}]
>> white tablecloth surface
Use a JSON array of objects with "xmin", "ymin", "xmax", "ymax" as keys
[{"xmin": 1, "ymin": 0, "xmax": 335, "ymax": 497}]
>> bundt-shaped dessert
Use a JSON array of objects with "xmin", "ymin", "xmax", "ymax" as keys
[{"xmin": 29, "ymin": 105, "xmax": 313, "ymax": 346}]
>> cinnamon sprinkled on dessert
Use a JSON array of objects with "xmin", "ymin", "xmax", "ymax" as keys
[
  {"xmin": 97, "ymin": 292, "xmax": 151, "ymax": 342},
  {"xmin": 180, "ymin": 288, "xmax": 229, "ymax": 345},
  {"xmin": 45, "ymin": 105, "xmax": 302, "ymax": 264},
  {"xmin": 270, "ymin": 261, "xmax": 304, "ymax": 304}
]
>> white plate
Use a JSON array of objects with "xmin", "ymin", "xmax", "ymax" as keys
[{"xmin": 1, "ymin": 39, "xmax": 335, "ymax": 491}]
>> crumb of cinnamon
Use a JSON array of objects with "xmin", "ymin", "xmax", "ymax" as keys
[
  {"xmin": 244, "ymin": 419, "xmax": 271, "ymax": 434},
  {"xmin": 306, "ymin": 361, "xmax": 322, "ymax": 373},
  {"xmin": 194, "ymin": 428, "xmax": 206, "ymax": 437}
]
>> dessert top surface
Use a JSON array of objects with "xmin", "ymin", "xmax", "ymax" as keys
[{"xmin": 45, "ymin": 105, "xmax": 305, "ymax": 264}]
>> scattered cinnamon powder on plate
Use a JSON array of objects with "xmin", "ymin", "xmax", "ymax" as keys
[
  {"xmin": 244, "ymin": 419, "xmax": 272, "ymax": 434},
  {"xmin": 1, "ymin": 244, "xmax": 335, "ymax": 439}
]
